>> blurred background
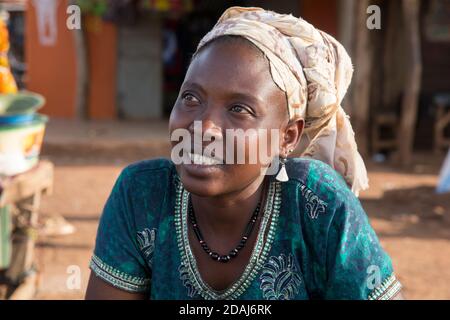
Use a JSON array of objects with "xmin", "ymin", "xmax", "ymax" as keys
[{"xmin": 0, "ymin": 0, "xmax": 449, "ymax": 299}]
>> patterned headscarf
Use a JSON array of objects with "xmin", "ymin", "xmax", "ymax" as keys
[{"xmin": 194, "ymin": 6, "xmax": 369, "ymax": 195}]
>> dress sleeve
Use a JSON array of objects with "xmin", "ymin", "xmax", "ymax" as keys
[
  {"xmin": 89, "ymin": 168, "xmax": 151, "ymax": 293},
  {"xmin": 323, "ymin": 192, "xmax": 402, "ymax": 300}
]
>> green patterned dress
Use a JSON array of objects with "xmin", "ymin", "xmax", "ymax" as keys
[{"xmin": 89, "ymin": 157, "xmax": 402, "ymax": 300}]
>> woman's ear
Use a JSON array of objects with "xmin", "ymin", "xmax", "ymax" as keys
[{"xmin": 281, "ymin": 118, "xmax": 304, "ymax": 155}]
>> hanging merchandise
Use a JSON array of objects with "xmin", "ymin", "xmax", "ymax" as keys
[
  {"xmin": 0, "ymin": 14, "xmax": 17, "ymax": 94},
  {"xmin": 33, "ymin": 0, "xmax": 59, "ymax": 46},
  {"xmin": 77, "ymin": 0, "xmax": 109, "ymax": 17},
  {"xmin": 78, "ymin": 0, "xmax": 135, "ymax": 28},
  {"xmin": 143, "ymin": 0, "xmax": 193, "ymax": 13}
]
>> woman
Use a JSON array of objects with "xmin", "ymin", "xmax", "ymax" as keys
[{"xmin": 85, "ymin": 7, "xmax": 403, "ymax": 300}]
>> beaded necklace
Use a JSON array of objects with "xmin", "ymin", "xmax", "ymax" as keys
[
  {"xmin": 174, "ymin": 178, "xmax": 281, "ymax": 300},
  {"xmin": 188, "ymin": 196, "xmax": 261, "ymax": 263}
]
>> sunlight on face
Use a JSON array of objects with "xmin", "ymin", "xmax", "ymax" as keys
[{"xmin": 168, "ymin": 38, "xmax": 289, "ymax": 197}]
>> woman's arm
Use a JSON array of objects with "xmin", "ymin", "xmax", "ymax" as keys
[
  {"xmin": 85, "ymin": 272, "xmax": 147, "ymax": 300},
  {"xmin": 392, "ymin": 291, "xmax": 405, "ymax": 300},
  {"xmin": 86, "ymin": 167, "xmax": 152, "ymax": 299}
]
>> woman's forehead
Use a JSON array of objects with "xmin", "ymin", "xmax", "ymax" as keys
[{"xmin": 183, "ymin": 42, "xmax": 282, "ymax": 102}]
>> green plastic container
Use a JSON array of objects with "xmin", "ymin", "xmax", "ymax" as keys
[{"xmin": 0, "ymin": 205, "xmax": 11, "ymax": 270}]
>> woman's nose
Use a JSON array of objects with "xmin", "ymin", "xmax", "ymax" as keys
[
  {"xmin": 189, "ymin": 108, "xmax": 223, "ymax": 141},
  {"xmin": 203, "ymin": 119, "xmax": 223, "ymax": 139}
]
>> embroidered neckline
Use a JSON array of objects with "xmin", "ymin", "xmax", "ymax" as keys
[{"xmin": 174, "ymin": 179, "xmax": 281, "ymax": 300}]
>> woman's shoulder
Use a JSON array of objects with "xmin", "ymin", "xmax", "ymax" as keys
[
  {"xmin": 285, "ymin": 157, "xmax": 353, "ymax": 206},
  {"xmin": 117, "ymin": 158, "xmax": 177, "ymax": 203},
  {"xmin": 123, "ymin": 157, "xmax": 175, "ymax": 176},
  {"xmin": 119, "ymin": 158, "xmax": 176, "ymax": 184},
  {"xmin": 111, "ymin": 158, "xmax": 177, "ymax": 228}
]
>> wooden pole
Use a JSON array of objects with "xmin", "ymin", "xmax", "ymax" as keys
[
  {"xmin": 399, "ymin": 0, "xmax": 422, "ymax": 166},
  {"xmin": 70, "ymin": 0, "xmax": 89, "ymax": 119},
  {"xmin": 338, "ymin": 0, "xmax": 356, "ymax": 54},
  {"xmin": 351, "ymin": 0, "xmax": 372, "ymax": 157},
  {"xmin": 338, "ymin": 0, "xmax": 356, "ymax": 118}
]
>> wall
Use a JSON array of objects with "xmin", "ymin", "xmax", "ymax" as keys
[
  {"xmin": 25, "ymin": 0, "xmax": 78, "ymax": 118},
  {"xmin": 116, "ymin": 14, "xmax": 162, "ymax": 119},
  {"xmin": 300, "ymin": 0, "xmax": 338, "ymax": 37},
  {"xmin": 85, "ymin": 15, "xmax": 118, "ymax": 119}
]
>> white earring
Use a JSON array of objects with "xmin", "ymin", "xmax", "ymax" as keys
[{"xmin": 275, "ymin": 157, "xmax": 289, "ymax": 182}]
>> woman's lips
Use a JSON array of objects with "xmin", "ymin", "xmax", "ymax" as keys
[
  {"xmin": 185, "ymin": 151, "xmax": 224, "ymax": 165},
  {"xmin": 181, "ymin": 151, "xmax": 224, "ymax": 177}
]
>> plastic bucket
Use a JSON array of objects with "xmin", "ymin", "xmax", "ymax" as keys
[
  {"xmin": 0, "ymin": 113, "xmax": 48, "ymax": 176},
  {"xmin": 0, "ymin": 113, "xmax": 35, "ymax": 125}
]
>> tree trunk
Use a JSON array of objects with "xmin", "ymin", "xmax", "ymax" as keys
[
  {"xmin": 350, "ymin": 0, "xmax": 372, "ymax": 158},
  {"xmin": 398, "ymin": 0, "xmax": 422, "ymax": 166},
  {"xmin": 69, "ymin": 0, "xmax": 88, "ymax": 119},
  {"xmin": 338, "ymin": 0, "xmax": 356, "ymax": 118}
]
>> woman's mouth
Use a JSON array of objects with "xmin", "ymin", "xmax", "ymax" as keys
[
  {"xmin": 182, "ymin": 151, "xmax": 224, "ymax": 177},
  {"xmin": 185, "ymin": 151, "xmax": 223, "ymax": 165}
]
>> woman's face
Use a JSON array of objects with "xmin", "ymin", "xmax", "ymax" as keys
[{"xmin": 169, "ymin": 39, "xmax": 303, "ymax": 197}]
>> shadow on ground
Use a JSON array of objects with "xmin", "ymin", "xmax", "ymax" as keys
[{"xmin": 363, "ymin": 186, "xmax": 450, "ymax": 240}]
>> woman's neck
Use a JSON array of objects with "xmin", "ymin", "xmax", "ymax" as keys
[{"xmin": 190, "ymin": 174, "xmax": 267, "ymax": 237}]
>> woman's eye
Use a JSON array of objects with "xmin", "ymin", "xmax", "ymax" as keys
[
  {"xmin": 182, "ymin": 93, "xmax": 200, "ymax": 105},
  {"xmin": 230, "ymin": 105, "xmax": 250, "ymax": 114}
]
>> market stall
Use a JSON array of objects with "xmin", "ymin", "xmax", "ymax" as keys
[{"xmin": 0, "ymin": 10, "xmax": 53, "ymax": 300}]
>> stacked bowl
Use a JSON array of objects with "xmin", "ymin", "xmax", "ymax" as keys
[{"xmin": 0, "ymin": 92, "xmax": 47, "ymax": 176}]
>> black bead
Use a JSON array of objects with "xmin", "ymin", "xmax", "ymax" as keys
[
  {"xmin": 188, "ymin": 197, "xmax": 263, "ymax": 262},
  {"xmin": 193, "ymin": 228, "xmax": 203, "ymax": 241},
  {"xmin": 210, "ymin": 252, "xmax": 219, "ymax": 260},
  {"xmin": 229, "ymin": 249, "xmax": 238, "ymax": 257},
  {"xmin": 244, "ymin": 223, "xmax": 254, "ymax": 235}
]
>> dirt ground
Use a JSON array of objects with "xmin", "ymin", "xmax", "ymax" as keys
[{"xmin": 31, "ymin": 150, "xmax": 450, "ymax": 300}]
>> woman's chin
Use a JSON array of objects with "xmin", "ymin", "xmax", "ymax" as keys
[{"xmin": 177, "ymin": 164, "xmax": 225, "ymax": 196}]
